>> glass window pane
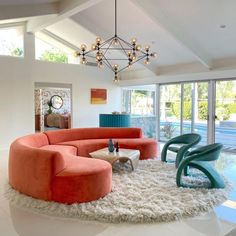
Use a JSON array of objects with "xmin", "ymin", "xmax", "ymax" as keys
[
  {"xmin": 160, "ymin": 84, "xmax": 181, "ymax": 141},
  {"xmin": 215, "ymin": 80, "xmax": 236, "ymax": 149},
  {"xmin": 35, "ymin": 37, "xmax": 69, "ymax": 63},
  {"xmin": 193, "ymin": 82, "xmax": 208, "ymax": 145},
  {"xmin": 122, "ymin": 85, "xmax": 156, "ymax": 138},
  {"xmin": 0, "ymin": 26, "xmax": 24, "ymax": 57},
  {"xmin": 183, "ymin": 83, "xmax": 193, "ymax": 134}
]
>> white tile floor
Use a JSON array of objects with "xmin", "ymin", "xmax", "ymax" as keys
[{"xmin": 0, "ymin": 149, "xmax": 236, "ymax": 236}]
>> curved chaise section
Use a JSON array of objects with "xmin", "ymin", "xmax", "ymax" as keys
[
  {"xmin": 52, "ymin": 155, "xmax": 112, "ymax": 203},
  {"xmin": 9, "ymin": 133, "xmax": 112, "ymax": 203}
]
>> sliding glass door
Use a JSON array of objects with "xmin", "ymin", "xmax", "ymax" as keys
[
  {"xmin": 122, "ymin": 79, "xmax": 236, "ymax": 151},
  {"xmin": 215, "ymin": 80, "xmax": 236, "ymax": 150},
  {"xmin": 159, "ymin": 82, "xmax": 208, "ymax": 145}
]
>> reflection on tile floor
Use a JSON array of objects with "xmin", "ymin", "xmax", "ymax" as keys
[
  {"xmin": 0, "ymin": 148, "xmax": 236, "ymax": 236},
  {"xmin": 215, "ymin": 151, "xmax": 236, "ymax": 224}
]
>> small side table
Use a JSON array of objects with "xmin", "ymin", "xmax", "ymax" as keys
[{"xmin": 89, "ymin": 148, "xmax": 140, "ymax": 171}]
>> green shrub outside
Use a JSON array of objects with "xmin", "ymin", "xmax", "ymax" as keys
[
  {"xmin": 198, "ymin": 101, "xmax": 208, "ymax": 120},
  {"xmin": 170, "ymin": 101, "xmax": 236, "ymax": 121},
  {"xmin": 171, "ymin": 101, "xmax": 192, "ymax": 120},
  {"xmin": 170, "ymin": 101, "xmax": 207, "ymax": 120},
  {"xmin": 227, "ymin": 103, "xmax": 236, "ymax": 113}
]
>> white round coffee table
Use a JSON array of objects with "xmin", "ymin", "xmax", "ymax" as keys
[{"xmin": 89, "ymin": 148, "xmax": 140, "ymax": 171}]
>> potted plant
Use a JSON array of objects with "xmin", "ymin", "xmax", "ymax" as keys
[{"xmin": 47, "ymin": 100, "xmax": 53, "ymax": 114}]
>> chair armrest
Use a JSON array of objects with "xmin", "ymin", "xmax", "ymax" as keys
[
  {"xmin": 175, "ymin": 144, "xmax": 191, "ymax": 168},
  {"xmin": 161, "ymin": 137, "xmax": 184, "ymax": 162}
]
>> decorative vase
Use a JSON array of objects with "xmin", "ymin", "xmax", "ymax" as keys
[
  {"xmin": 108, "ymin": 139, "xmax": 114, "ymax": 152},
  {"xmin": 115, "ymin": 142, "xmax": 119, "ymax": 152}
]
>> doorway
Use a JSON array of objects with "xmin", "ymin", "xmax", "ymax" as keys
[{"xmin": 34, "ymin": 83, "xmax": 72, "ymax": 132}]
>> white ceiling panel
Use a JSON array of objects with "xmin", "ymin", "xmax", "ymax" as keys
[
  {"xmin": 0, "ymin": 0, "xmax": 58, "ymax": 5},
  {"xmin": 140, "ymin": 0, "xmax": 236, "ymax": 60}
]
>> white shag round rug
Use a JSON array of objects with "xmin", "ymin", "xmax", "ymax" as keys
[{"xmin": 5, "ymin": 160, "xmax": 232, "ymax": 223}]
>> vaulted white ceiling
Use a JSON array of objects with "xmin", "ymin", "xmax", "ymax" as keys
[
  {"xmin": 71, "ymin": 0, "xmax": 196, "ymax": 67},
  {"xmin": 0, "ymin": 0, "xmax": 236, "ymax": 77},
  {"xmin": 0, "ymin": 0, "xmax": 58, "ymax": 5}
]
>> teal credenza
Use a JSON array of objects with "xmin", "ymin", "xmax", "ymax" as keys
[{"xmin": 99, "ymin": 114, "xmax": 131, "ymax": 127}]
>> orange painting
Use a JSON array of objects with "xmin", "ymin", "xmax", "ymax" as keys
[{"xmin": 91, "ymin": 88, "xmax": 107, "ymax": 104}]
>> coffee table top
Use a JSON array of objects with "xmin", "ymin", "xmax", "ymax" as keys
[{"xmin": 89, "ymin": 148, "xmax": 140, "ymax": 164}]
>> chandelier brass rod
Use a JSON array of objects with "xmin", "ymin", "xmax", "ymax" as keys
[
  {"xmin": 99, "ymin": 37, "xmax": 114, "ymax": 47},
  {"xmin": 102, "ymin": 58, "xmax": 130, "ymax": 60},
  {"xmin": 116, "ymin": 36, "xmax": 133, "ymax": 48},
  {"xmin": 102, "ymin": 59, "xmax": 111, "ymax": 69},
  {"xmin": 117, "ymin": 38, "xmax": 129, "ymax": 57},
  {"xmin": 102, "ymin": 55, "xmax": 114, "ymax": 71},
  {"xmin": 100, "ymin": 47, "xmax": 132, "ymax": 50},
  {"xmin": 115, "ymin": 0, "xmax": 117, "ymax": 36},
  {"xmin": 117, "ymin": 36, "xmax": 148, "ymax": 55},
  {"xmin": 103, "ymin": 39, "xmax": 113, "ymax": 56},
  {"xmin": 117, "ymin": 55, "xmax": 146, "ymax": 73}
]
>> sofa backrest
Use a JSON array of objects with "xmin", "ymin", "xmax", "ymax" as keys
[
  {"xmin": 15, "ymin": 133, "xmax": 49, "ymax": 148},
  {"xmin": 44, "ymin": 127, "xmax": 143, "ymax": 145},
  {"xmin": 9, "ymin": 133, "xmax": 65, "ymax": 201}
]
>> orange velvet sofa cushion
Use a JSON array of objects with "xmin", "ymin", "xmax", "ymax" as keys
[
  {"xmin": 40, "ymin": 145, "xmax": 77, "ymax": 156},
  {"xmin": 58, "ymin": 139, "xmax": 108, "ymax": 157},
  {"xmin": 44, "ymin": 127, "xmax": 142, "ymax": 144},
  {"xmin": 59, "ymin": 138, "xmax": 157, "ymax": 160},
  {"xmin": 52, "ymin": 155, "xmax": 112, "ymax": 204}
]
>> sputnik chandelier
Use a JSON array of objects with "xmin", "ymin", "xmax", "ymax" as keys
[{"xmin": 75, "ymin": 0, "xmax": 157, "ymax": 82}]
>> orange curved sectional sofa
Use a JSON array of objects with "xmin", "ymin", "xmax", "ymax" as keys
[{"xmin": 9, "ymin": 128, "xmax": 157, "ymax": 204}]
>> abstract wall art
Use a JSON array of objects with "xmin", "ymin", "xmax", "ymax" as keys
[{"xmin": 91, "ymin": 88, "xmax": 107, "ymax": 104}]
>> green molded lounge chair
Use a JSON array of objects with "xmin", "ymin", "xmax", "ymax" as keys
[
  {"xmin": 176, "ymin": 143, "xmax": 225, "ymax": 189},
  {"xmin": 161, "ymin": 133, "xmax": 201, "ymax": 168}
]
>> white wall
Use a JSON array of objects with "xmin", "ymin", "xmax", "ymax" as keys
[{"xmin": 0, "ymin": 33, "xmax": 121, "ymax": 150}]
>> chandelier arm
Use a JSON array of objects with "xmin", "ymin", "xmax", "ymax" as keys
[
  {"xmin": 139, "ymin": 50, "xmax": 149, "ymax": 55},
  {"xmin": 116, "ymin": 36, "xmax": 150, "ymax": 55},
  {"xmin": 100, "ymin": 47, "xmax": 132, "ymax": 50},
  {"xmin": 116, "ymin": 64, "xmax": 131, "ymax": 74},
  {"xmin": 83, "ymin": 50, "xmax": 94, "ymax": 56},
  {"xmin": 101, "ymin": 59, "xmax": 130, "ymax": 60},
  {"xmin": 117, "ymin": 38, "xmax": 129, "ymax": 57},
  {"xmin": 103, "ymin": 39, "xmax": 114, "ymax": 57},
  {"xmin": 84, "ymin": 54, "xmax": 96, "ymax": 59},
  {"xmin": 102, "ymin": 55, "xmax": 115, "ymax": 72},
  {"xmin": 117, "ymin": 55, "xmax": 147, "ymax": 74},
  {"xmin": 102, "ymin": 60, "xmax": 112, "ymax": 70},
  {"xmin": 99, "ymin": 37, "xmax": 114, "ymax": 47},
  {"xmin": 116, "ymin": 36, "xmax": 133, "ymax": 48}
]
